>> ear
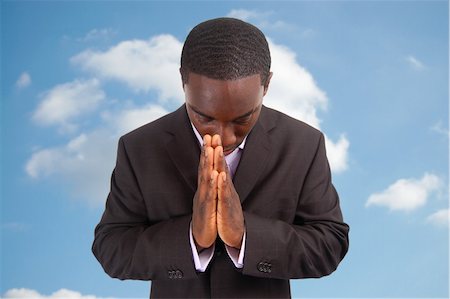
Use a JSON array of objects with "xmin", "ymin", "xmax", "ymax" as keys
[{"xmin": 263, "ymin": 72, "xmax": 273, "ymax": 96}]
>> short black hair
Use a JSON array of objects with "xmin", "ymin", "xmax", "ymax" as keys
[{"xmin": 180, "ymin": 17, "xmax": 271, "ymax": 86}]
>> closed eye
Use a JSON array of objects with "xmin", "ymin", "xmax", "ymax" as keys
[
  {"xmin": 233, "ymin": 117, "xmax": 252, "ymax": 125},
  {"xmin": 197, "ymin": 113, "xmax": 214, "ymax": 123}
]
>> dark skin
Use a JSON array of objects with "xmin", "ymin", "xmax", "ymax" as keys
[{"xmin": 182, "ymin": 72, "xmax": 273, "ymax": 250}]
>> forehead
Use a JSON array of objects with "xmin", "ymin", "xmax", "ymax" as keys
[{"xmin": 184, "ymin": 73, "xmax": 263, "ymax": 119}]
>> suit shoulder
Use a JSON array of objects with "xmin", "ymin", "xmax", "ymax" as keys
[
  {"xmin": 120, "ymin": 108, "xmax": 179, "ymax": 145},
  {"xmin": 263, "ymin": 106, "xmax": 323, "ymax": 141}
]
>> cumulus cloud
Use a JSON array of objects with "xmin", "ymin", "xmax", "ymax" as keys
[
  {"xmin": 226, "ymin": 9, "xmax": 300, "ymax": 33},
  {"xmin": 16, "ymin": 72, "xmax": 31, "ymax": 89},
  {"xmin": 324, "ymin": 134, "xmax": 349, "ymax": 173},
  {"xmin": 112, "ymin": 104, "xmax": 169, "ymax": 135},
  {"xmin": 426, "ymin": 209, "xmax": 450, "ymax": 228},
  {"xmin": 26, "ymin": 130, "xmax": 117, "ymax": 205},
  {"xmin": 264, "ymin": 39, "xmax": 349, "ymax": 173},
  {"xmin": 366, "ymin": 173, "xmax": 442, "ymax": 212},
  {"xmin": 26, "ymin": 103, "xmax": 168, "ymax": 205},
  {"xmin": 28, "ymin": 35, "xmax": 183, "ymax": 206},
  {"xmin": 406, "ymin": 55, "xmax": 425, "ymax": 70},
  {"xmin": 227, "ymin": 9, "xmax": 270, "ymax": 21},
  {"xmin": 71, "ymin": 35, "xmax": 184, "ymax": 102},
  {"xmin": 77, "ymin": 28, "xmax": 116, "ymax": 42},
  {"xmin": 3, "ymin": 288, "xmax": 109, "ymax": 299},
  {"xmin": 431, "ymin": 120, "xmax": 449, "ymax": 138},
  {"xmin": 265, "ymin": 40, "xmax": 327, "ymax": 129},
  {"xmin": 32, "ymin": 79, "xmax": 105, "ymax": 131}
]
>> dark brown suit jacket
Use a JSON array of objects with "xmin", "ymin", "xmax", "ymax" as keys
[{"xmin": 93, "ymin": 105, "xmax": 349, "ymax": 298}]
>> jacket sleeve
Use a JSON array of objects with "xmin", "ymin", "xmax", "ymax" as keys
[
  {"xmin": 242, "ymin": 133, "xmax": 349, "ymax": 279},
  {"xmin": 92, "ymin": 137, "xmax": 198, "ymax": 281}
]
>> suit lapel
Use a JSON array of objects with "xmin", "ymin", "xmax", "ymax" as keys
[
  {"xmin": 165, "ymin": 105, "xmax": 200, "ymax": 192},
  {"xmin": 233, "ymin": 106, "xmax": 275, "ymax": 203}
]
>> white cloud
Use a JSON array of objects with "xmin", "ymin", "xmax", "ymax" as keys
[
  {"xmin": 300, "ymin": 28, "xmax": 316, "ymax": 39},
  {"xmin": 226, "ymin": 9, "xmax": 270, "ymax": 21},
  {"xmin": 426, "ymin": 209, "xmax": 450, "ymax": 228},
  {"xmin": 16, "ymin": 72, "xmax": 31, "ymax": 89},
  {"xmin": 406, "ymin": 55, "xmax": 425, "ymax": 70},
  {"xmin": 29, "ymin": 34, "xmax": 182, "ymax": 205},
  {"xmin": 26, "ymin": 103, "xmax": 168, "ymax": 205},
  {"xmin": 324, "ymin": 134, "xmax": 349, "ymax": 173},
  {"xmin": 77, "ymin": 28, "xmax": 116, "ymax": 42},
  {"xmin": 265, "ymin": 40, "xmax": 327, "ymax": 129},
  {"xmin": 32, "ymin": 79, "xmax": 105, "ymax": 131},
  {"xmin": 71, "ymin": 35, "xmax": 184, "ymax": 102},
  {"xmin": 264, "ymin": 39, "xmax": 349, "ymax": 173},
  {"xmin": 226, "ymin": 9, "xmax": 298, "ymax": 32},
  {"xmin": 431, "ymin": 120, "xmax": 449, "ymax": 138},
  {"xmin": 4, "ymin": 288, "xmax": 42, "ymax": 299},
  {"xmin": 113, "ymin": 104, "xmax": 169, "ymax": 135},
  {"xmin": 3, "ymin": 288, "xmax": 109, "ymax": 299},
  {"xmin": 26, "ymin": 130, "xmax": 117, "ymax": 205},
  {"xmin": 26, "ymin": 148, "xmax": 64, "ymax": 178},
  {"xmin": 366, "ymin": 173, "xmax": 442, "ymax": 212}
]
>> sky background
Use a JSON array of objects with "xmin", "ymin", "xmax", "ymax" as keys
[{"xmin": 1, "ymin": 1, "xmax": 449, "ymax": 298}]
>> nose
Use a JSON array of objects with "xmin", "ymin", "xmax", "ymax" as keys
[{"xmin": 217, "ymin": 123, "xmax": 236, "ymax": 150}]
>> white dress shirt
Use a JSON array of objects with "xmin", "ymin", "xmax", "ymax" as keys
[{"xmin": 189, "ymin": 124, "xmax": 247, "ymax": 272}]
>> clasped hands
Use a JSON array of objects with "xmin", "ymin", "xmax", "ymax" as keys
[{"xmin": 192, "ymin": 134, "xmax": 244, "ymax": 251}]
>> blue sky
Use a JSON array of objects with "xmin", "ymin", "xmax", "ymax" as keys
[{"xmin": 1, "ymin": 1, "xmax": 449, "ymax": 298}]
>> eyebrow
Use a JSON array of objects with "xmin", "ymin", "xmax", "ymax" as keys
[{"xmin": 188, "ymin": 104, "xmax": 257, "ymax": 121}]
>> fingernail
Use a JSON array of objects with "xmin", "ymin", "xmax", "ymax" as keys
[{"xmin": 222, "ymin": 173, "xmax": 226, "ymax": 182}]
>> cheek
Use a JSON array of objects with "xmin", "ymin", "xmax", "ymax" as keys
[
  {"xmin": 234, "ymin": 126, "xmax": 249, "ymax": 139},
  {"xmin": 238, "ymin": 116, "xmax": 260, "ymax": 138}
]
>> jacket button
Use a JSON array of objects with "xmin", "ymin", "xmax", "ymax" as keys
[
  {"xmin": 257, "ymin": 261, "xmax": 272, "ymax": 273},
  {"xmin": 257, "ymin": 262, "xmax": 266, "ymax": 272},
  {"xmin": 175, "ymin": 270, "xmax": 183, "ymax": 279}
]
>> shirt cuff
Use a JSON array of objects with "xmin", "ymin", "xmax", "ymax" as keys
[
  {"xmin": 189, "ymin": 222, "xmax": 215, "ymax": 272},
  {"xmin": 225, "ymin": 230, "xmax": 246, "ymax": 268}
]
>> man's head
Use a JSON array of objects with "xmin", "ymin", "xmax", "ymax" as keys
[
  {"xmin": 180, "ymin": 17, "xmax": 271, "ymax": 86},
  {"xmin": 181, "ymin": 17, "xmax": 272, "ymax": 155}
]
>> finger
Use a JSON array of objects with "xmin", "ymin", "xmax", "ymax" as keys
[
  {"xmin": 199, "ymin": 135, "xmax": 211, "ymax": 173},
  {"xmin": 203, "ymin": 135, "xmax": 213, "ymax": 171},
  {"xmin": 212, "ymin": 134, "xmax": 222, "ymax": 148},
  {"xmin": 198, "ymin": 145, "xmax": 206, "ymax": 180},
  {"xmin": 198, "ymin": 146, "xmax": 214, "ymax": 187},
  {"xmin": 195, "ymin": 156, "xmax": 217, "ymax": 215},
  {"xmin": 205, "ymin": 146, "xmax": 214, "ymax": 171},
  {"xmin": 217, "ymin": 171, "xmax": 227, "ymax": 199},
  {"xmin": 208, "ymin": 170, "xmax": 219, "ymax": 198},
  {"xmin": 214, "ymin": 145, "xmax": 228, "ymax": 173},
  {"xmin": 203, "ymin": 134, "xmax": 212, "ymax": 148}
]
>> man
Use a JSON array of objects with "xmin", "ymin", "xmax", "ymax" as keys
[{"xmin": 93, "ymin": 17, "xmax": 349, "ymax": 298}]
